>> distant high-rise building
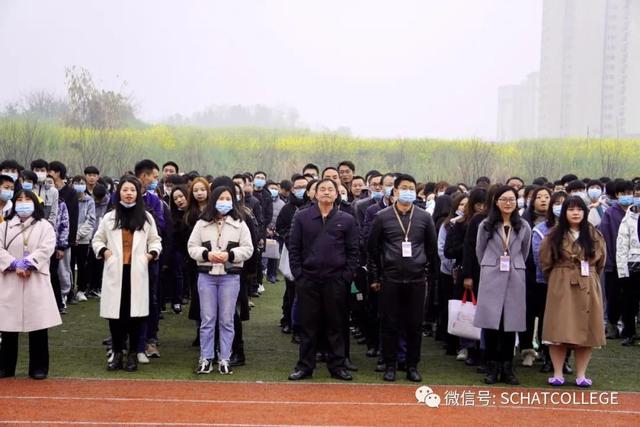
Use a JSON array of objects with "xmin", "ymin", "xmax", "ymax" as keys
[
  {"xmin": 537, "ymin": 0, "xmax": 640, "ymax": 138},
  {"xmin": 497, "ymin": 72, "xmax": 539, "ymax": 141}
]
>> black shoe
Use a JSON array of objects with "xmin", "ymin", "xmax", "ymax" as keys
[
  {"xmin": 107, "ymin": 352, "xmax": 123, "ymax": 371},
  {"xmin": 484, "ymin": 361, "xmax": 499, "ymax": 384},
  {"xmin": 344, "ymin": 358, "xmax": 358, "ymax": 372},
  {"xmin": 406, "ymin": 367, "xmax": 422, "ymax": 382},
  {"xmin": 476, "ymin": 364, "xmax": 487, "ymax": 374},
  {"xmin": 330, "ymin": 368, "xmax": 353, "ymax": 381},
  {"xmin": 291, "ymin": 334, "xmax": 301, "ymax": 344},
  {"xmin": 397, "ymin": 361, "xmax": 407, "ymax": 372},
  {"xmin": 562, "ymin": 360, "xmax": 573, "ymax": 375},
  {"xmin": 102, "ymin": 336, "xmax": 112, "ymax": 346},
  {"xmin": 621, "ymin": 337, "xmax": 636, "ymax": 346},
  {"xmin": 540, "ymin": 360, "xmax": 553, "ymax": 373},
  {"xmin": 383, "ymin": 365, "xmax": 396, "ymax": 382},
  {"xmin": 125, "ymin": 353, "xmax": 138, "ymax": 372},
  {"xmin": 465, "ymin": 349, "xmax": 479, "ymax": 366},
  {"xmin": 281, "ymin": 325, "xmax": 292, "ymax": 334},
  {"xmin": 29, "ymin": 370, "xmax": 47, "ymax": 380},
  {"xmin": 229, "ymin": 353, "xmax": 246, "ymax": 367},
  {"xmin": 375, "ymin": 360, "xmax": 386, "ymax": 372},
  {"xmin": 0, "ymin": 369, "xmax": 15, "ymax": 378},
  {"xmin": 288, "ymin": 369, "xmax": 312, "ymax": 381},
  {"xmin": 500, "ymin": 361, "xmax": 519, "ymax": 385},
  {"xmin": 365, "ymin": 348, "xmax": 379, "ymax": 358}
]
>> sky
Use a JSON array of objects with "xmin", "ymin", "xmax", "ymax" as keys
[{"xmin": 0, "ymin": 0, "xmax": 542, "ymax": 139}]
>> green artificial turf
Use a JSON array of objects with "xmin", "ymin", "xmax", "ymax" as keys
[{"xmin": 11, "ymin": 277, "xmax": 640, "ymax": 391}]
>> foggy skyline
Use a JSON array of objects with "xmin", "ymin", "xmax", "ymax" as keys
[{"xmin": 0, "ymin": 0, "xmax": 542, "ymax": 139}]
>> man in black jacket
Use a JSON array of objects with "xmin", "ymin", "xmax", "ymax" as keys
[
  {"xmin": 367, "ymin": 174, "xmax": 437, "ymax": 382},
  {"xmin": 287, "ymin": 179, "xmax": 359, "ymax": 381}
]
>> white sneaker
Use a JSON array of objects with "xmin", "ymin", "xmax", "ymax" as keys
[
  {"xmin": 456, "ymin": 348, "xmax": 468, "ymax": 361},
  {"xmin": 137, "ymin": 352, "xmax": 150, "ymax": 364},
  {"xmin": 257, "ymin": 284, "xmax": 265, "ymax": 294},
  {"xmin": 196, "ymin": 358, "xmax": 213, "ymax": 374},
  {"xmin": 76, "ymin": 291, "xmax": 88, "ymax": 302},
  {"xmin": 521, "ymin": 349, "xmax": 537, "ymax": 367},
  {"xmin": 218, "ymin": 359, "xmax": 233, "ymax": 375}
]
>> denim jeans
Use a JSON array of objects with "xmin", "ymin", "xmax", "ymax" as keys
[{"xmin": 198, "ymin": 273, "xmax": 241, "ymax": 361}]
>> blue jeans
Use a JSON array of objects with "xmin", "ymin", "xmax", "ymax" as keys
[{"xmin": 198, "ymin": 273, "xmax": 240, "ymax": 361}]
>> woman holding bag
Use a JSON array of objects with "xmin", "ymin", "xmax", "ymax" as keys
[
  {"xmin": 0, "ymin": 190, "xmax": 60, "ymax": 380},
  {"xmin": 92, "ymin": 176, "xmax": 162, "ymax": 372},
  {"xmin": 474, "ymin": 186, "xmax": 531, "ymax": 385}
]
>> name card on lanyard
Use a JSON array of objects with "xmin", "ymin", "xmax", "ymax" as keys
[
  {"xmin": 394, "ymin": 204, "xmax": 414, "ymax": 258},
  {"xmin": 499, "ymin": 225, "xmax": 512, "ymax": 272}
]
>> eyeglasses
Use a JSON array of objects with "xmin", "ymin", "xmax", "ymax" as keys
[{"xmin": 498, "ymin": 198, "xmax": 517, "ymax": 204}]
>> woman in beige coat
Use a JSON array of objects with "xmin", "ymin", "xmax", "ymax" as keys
[
  {"xmin": 540, "ymin": 195, "xmax": 606, "ymax": 388},
  {"xmin": 0, "ymin": 190, "xmax": 60, "ymax": 380},
  {"xmin": 92, "ymin": 176, "xmax": 162, "ymax": 372}
]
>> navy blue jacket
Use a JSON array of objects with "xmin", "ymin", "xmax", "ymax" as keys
[{"xmin": 288, "ymin": 203, "xmax": 359, "ymax": 283}]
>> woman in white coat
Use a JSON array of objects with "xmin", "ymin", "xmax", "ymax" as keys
[
  {"xmin": 0, "ymin": 190, "xmax": 60, "ymax": 380},
  {"xmin": 92, "ymin": 176, "xmax": 162, "ymax": 372}
]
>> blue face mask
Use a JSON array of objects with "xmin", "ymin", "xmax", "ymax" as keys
[
  {"xmin": 147, "ymin": 180, "xmax": 158, "ymax": 192},
  {"xmin": 254, "ymin": 178, "xmax": 266, "ymax": 190},
  {"xmin": 552, "ymin": 205, "xmax": 562, "ymax": 217},
  {"xmin": 216, "ymin": 200, "xmax": 233, "ymax": 215},
  {"xmin": 634, "ymin": 197, "xmax": 640, "ymax": 208},
  {"xmin": 371, "ymin": 191, "xmax": 384, "ymax": 201},
  {"xmin": 294, "ymin": 189, "xmax": 306, "ymax": 200},
  {"xmin": 22, "ymin": 182, "xmax": 33, "ymax": 191},
  {"xmin": 619, "ymin": 195, "xmax": 634, "ymax": 207},
  {"xmin": 15, "ymin": 201, "xmax": 35, "ymax": 218},
  {"xmin": 588, "ymin": 188, "xmax": 602, "ymax": 200},
  {"xmin": 398, "ymin": 190, "xmax": 416, "ymax": 204},
  {"xmin": 73, "ymin": 184, "xmax": 86, "ymax": 193},
  {"xmin": 269, "ymin": 188, "xmax": 278, "ymax": 199},
  {"xmin": 0, "ymin": 189, "xmax": 14, "ymax": 202},
  {"xmin": 384, "ymin": 186, "xmax": 393, "ymax": 197}
]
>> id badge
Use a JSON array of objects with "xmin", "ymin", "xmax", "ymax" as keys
[
  {"xmin": 356, "ymin": 292, "xmax": 364, "ymax": 301},
  {"xmin": 580, "ymin": 261, "xmax": 590, "ymax": 277},
  {"xmin": 499, "ymin": 255, "xmax": 510, "ymax": 272},
  {"xmin": 402, "ymin": 241, "xmax": 412, "ymax": 257}
]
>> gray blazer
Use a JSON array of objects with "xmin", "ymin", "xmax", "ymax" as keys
[{"xmin": 473, "ymin": 218, "xmax": 531, "ymax": 332}]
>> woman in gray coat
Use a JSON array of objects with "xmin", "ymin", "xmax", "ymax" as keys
[{"xmin": 475, "ymin": 185, "xmax": 531, "ymax": 385}]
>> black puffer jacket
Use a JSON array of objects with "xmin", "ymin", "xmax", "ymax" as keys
[{"xmin": 367, "ymin": 204, "xmax": 438, "ymax": 284}]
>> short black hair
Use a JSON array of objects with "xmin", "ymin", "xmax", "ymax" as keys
[
  {"xmin": 21, "ymin": 170, "xmax": 38, "ymax": 183},
  {"xmin": 302, "ymin": 163, "xmax": 319, "ymax": 174},
  {"xmin": 165, "ymin": 174, "xmax": 185, "ymax": 185},
  {"xmin": 321, "ymin": 166, "xmax": 339, "ymax": 177},
  {"xmin": 8, "ymin": 190, "xmax": 45, "ymax": 221},
  {"xmin": 365, "ymin": 169, "xmax": 381, "ymax": 182},
  {"xmin": 0, "ymin": 159, "xmax": 24, "ymax": 172},
  {"xmin": 615, "ymin": 180, "xmax": 634, "ymax": 195},
  {"xmin": 381, "ymin": 173, "xmax": 396, "ymax": 185},
  {"xmin": 565, "ymin": 179, "xmax": 586, "ymax": 193},
  {"xmin": 393, "ymin": 174, "xmax": 417, "ymax": 189},
  {"xmin": 232, "ymin": 174, "xmax": 247, "ymax": 183},
  {"xmin": 162, "ymin": 161, "xmax": 179, "ymax": 173},
  {"xmin": 476, "ymin": 176, "xmax": 491, "ymax": 185},
  {"xmin": 316, "ymin": 178, "xmax": 339, "ymax": 192},
  {"xmin": 532, "ymin": 177, "xmax": 547, "ymax": 186},
  {"xmin": 560, "ymin": 174, "xmax": 578, "ymax": 185},
  {"xmin": 254, "ymin": 171, "xmax": 267, "ymax": 178},
  {"xmin": 93, "ymin": 183, "xmax": 108, "ymax": 199},
  {"xmin": 71, "ymin": 175, "xmax": 86, "ymax": 184},
  {"xmin": 84, "ymin": 165, "xmax": 100, "ymax": 175},
  {"xmin": 586, "ymin": 180, "xmax": 603, "ymax": 190},
  {"xmin": 30, "ymin": 159, "xmax": 49, "ymax": 170},
  {"xmin": 280, "ymin": 180, "xmax": 292, "ymax": 191},
  {"xmin": 352, "ymin": 175, "xmax": 366, "ymax": 183},
  {"xmin": 0, "ymin": 174, "xmax": 14, "ymax": 186},
  {"xmin": 290, "ymin": 173, "xmax": 305, "ymax": 183},
  {"xmin": 507, "ymin": 176, "xmax": 524, "ymax": 185},
  {"xmin": 338, "ymin": 160, "xmax": 355, "ymax": 172},
  {"xmin": 134, "ymin": 159, "xmax": 160, "ymax": 177},
  {"xmin": 48, "ymin": 161, "xmax": 67, "ymax": 179}
]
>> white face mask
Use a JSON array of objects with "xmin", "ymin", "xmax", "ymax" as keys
[{"xmin": 35, "ymin": 171, "xmax": 47, "ymax": 183}]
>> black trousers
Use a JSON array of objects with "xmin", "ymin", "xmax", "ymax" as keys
[
  {"xmin": 295, "ymin": 276, "xmax": 347, "ymax": 373},
  {"xmin": 622, "ymin": 272, "xmax": 640, "ymax": 338},
  {"xmin": 70, "ymin": 244, "xmax": 90, "ymax": 293},
  {"xmin": 520, "ymin": 282, "xmax": 549, "ymax": 351},
  {"xmin": 108, "ymin": 266, "xmax": 142, "ymax": 353},
  {"xmin": 438, "ymin": 272, "xmax": 457, "ymax": 351},
  {"xmin": 49, "ymin": 255, "xmax": 63, "ymax": 310},
  {"xmin": 380, "ymin": 281, "xmax": 426, "ymax": 368},
  {"xmin": 86, "ymin": 247, "xmax": 103, "ymax": 292},
  {"xmin": 484, "ymin": 315, "xmax": 516, "ymax": 362},
  {"xmin": 281, "ymin": 278, "xmax": 296, "ymax": 327},
  {"xmin": 0, "ymin": 329, "xmax": 49, "ymax": 376},
  {"xmin": 605, "ymin": 271, "xmax": 625, "ymax": 326}
]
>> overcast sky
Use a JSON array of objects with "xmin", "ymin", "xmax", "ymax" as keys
[{"xmin": 0, "ymin": 0, "xmax": 542, "ymax": 139}]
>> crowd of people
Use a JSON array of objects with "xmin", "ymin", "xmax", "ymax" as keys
[{"xmin": 0, "ymin": 157, "xmax": 638, "ymax": 388}]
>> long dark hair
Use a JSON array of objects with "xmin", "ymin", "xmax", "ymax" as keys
[
  {"xmin": 185, "ymin": 177, "xmax": 210, "ymax": 227},
  {"xmin": 545, "ymin": 191, "xmax": 567, "ymax": 228},
  {"xmin": 7, "ymin": 190, "xmax": 45, "ymax": 221},
  {"xmin": 432, "ymin": 194, "xmax": 453, "ymax": 230},
  {"xmin": 201, "ymin": 186, "xmax": 243, "ymax": 222},
  {"xmin": 112, "ymin": 175, "xmax": 150, "ymax": 231},
  {"xmin": 169, "ymin": 185, "xmax": 189, "ymax": 218},
  {"xmin": 462, "ymin": 187, "xmax": 487, "ymax": 224},
  {"xmin": 445, "ymin": 194, "xmax": 468, "ymax": 224},
  {"xmin": 483, "ymin": 185, "xmax": 523, "ymax": 237},
  {"xmin": 546, "ymin": 195, "xmax": 595, "ymax": 263}
]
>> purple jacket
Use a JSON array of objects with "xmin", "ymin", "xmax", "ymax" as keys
[
  {"xmin": 142, "ymin": 191, "xmax": 166, "ymax": 233},
  {"xmin": 600, "ymin": 203, "xmax": 626, "ymax": 272}
]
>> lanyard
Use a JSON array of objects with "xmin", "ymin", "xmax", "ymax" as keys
[
  {"xmin": 393, "ymin": 203, "xmax": 414, "ymax": 242},
  {"xmin": 500, "ymin": 225, "xmax": 512, "ymax": 256}
]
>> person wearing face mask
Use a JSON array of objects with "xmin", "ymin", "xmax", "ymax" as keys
[
  {"xmin": 532, "ymin": 191, "xmax": 567, "ymax": 373},
  {"xmin": 188, "ymin": 186, "xmax": 254, "ymax": 375},
  {"xmin": 615, "ymin": 183, "xmax": 640, "ymax": 347},
  {"xmin": 367, "ymin": 174, "xmax": 438, "ymax": 383},
  {"xmin": 0, "ymin": 190, "xmax": 60, "ymax": 380},
  {"xmin": 353, "ymin": 173, "xmax": 382, "ymax": 229},
  {"xmin": 0, "ymin": 159, "xmax": 23, "ymax": 186},
  {"xmin": 265, "ymin": 181, "xmax": 285, "ymax": 284},
  {"xmin": 86, "ymin": 184, "xmax": 110, "ymax": 299},
  {"xmin": 30, "ymin": 159, "xmax": 58, "ymax": 226},
  {"xmin": 92, "ymin": 176, "xmax": 162, "ymax": 372},
  {"xmin": 0, "ymin": 174, "xmax": 16, "ymax": 223},
  {"xmin": 337, "ymin": 184, "xmax": 354, "ymax": 216},
  {"xmin": 600, "ymin": 180, "xmax": 635, "ymax": 340},
  {"xmin": 362, "ymin": 173, "xmax": 396, "ymax": 246},
  {"xmin": 69, "ymin": 176, "xmax": 96, "ymax": 303},
  {"xmin": 586, "ymin": 180, "xmax": 607, "ymax": 227}
]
